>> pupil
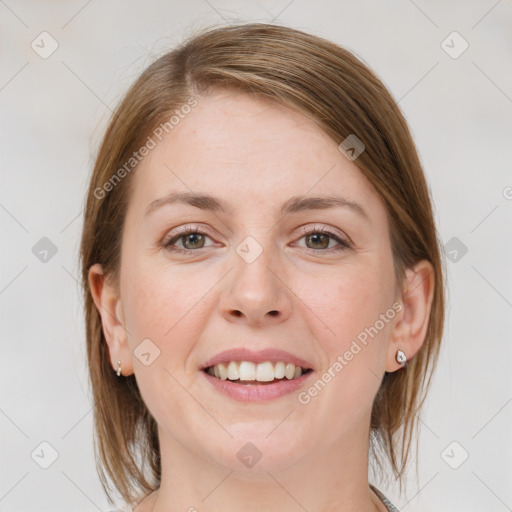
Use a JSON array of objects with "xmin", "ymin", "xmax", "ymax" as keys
[
  {"xmin": 185, "ymin": 233, "xmax": 204, "ymax": 249},
  {"xmin": 308, "ymin": 233, "xmax": 328, "ymax": 249}
]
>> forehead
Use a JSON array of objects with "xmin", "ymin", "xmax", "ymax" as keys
[{"xmin": 127, "ymin": 91, "xmax": 383, "ymax": 219}]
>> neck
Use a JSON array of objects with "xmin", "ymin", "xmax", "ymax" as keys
[{"xmin": 143, "ymin": 413, "xmax": 385, "ymax": 512}]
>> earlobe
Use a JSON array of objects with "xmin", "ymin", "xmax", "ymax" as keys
[{"xmin": 387, "ymin": 259, "xmax": 435, "ymax": 372}]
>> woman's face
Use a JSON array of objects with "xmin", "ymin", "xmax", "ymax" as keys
[{"xmin": 109, "ymin": 90, "xmax": 401, "ymax": 473}]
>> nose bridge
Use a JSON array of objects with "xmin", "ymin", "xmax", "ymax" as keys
[{"xmin": 220, "ymin": 231, "xmax": 292, "ymax": 324}]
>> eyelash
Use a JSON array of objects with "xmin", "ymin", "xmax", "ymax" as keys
[{"xmin": 162, "ymin": 224, "xmax": 352, "ymax": 255}]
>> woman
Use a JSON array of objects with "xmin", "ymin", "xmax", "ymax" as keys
[{"xmin": 81, "ymin": 22, "xmax": 445, "ymax": 512}]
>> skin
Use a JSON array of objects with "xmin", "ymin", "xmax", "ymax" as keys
[{"xmin": 89, "ymin": 90, "xmax": 434, "ymax": 512}]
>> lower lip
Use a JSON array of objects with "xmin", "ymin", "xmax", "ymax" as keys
[{"xmin": 200, "ymin": 369, "xmax": 314, "ymax": 402}]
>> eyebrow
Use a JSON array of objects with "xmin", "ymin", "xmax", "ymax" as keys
[{"xmin": 144, "ymin": 192, "xmax": 369, "ymax": 221}]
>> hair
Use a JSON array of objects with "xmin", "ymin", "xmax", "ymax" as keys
[{"xmin": 79, "ymin": 21, "xmax": 446, "ymax": 506}]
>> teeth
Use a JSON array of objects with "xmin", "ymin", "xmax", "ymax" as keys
[
  {"xmin": 285, "ymin": 362, "xmax": 295, "ymax": 380},
  {"xmin": 274, "ymin": 361, "xmax": 285, "ymax": 379},
  {"xmin": 206, "ymin": 361, "xmax": 307, "ymax": 382},
  {"xmin": 239, "ymin": 361, "xmax": 256, "ymax": 381},
  {"xmin": 217, "ymin": 363, "xmax": 228, "ymax": 380},
  {"xmin": 227, "ymin": 361, "xmax": 239, "ymax": 380}
]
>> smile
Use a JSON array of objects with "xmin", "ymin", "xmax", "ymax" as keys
[
  {"xmin": 205, "ymin": 360, "xmax": 311, "ymax": 382},
  {"xmin": 201, "ymin": 361, "xmax": 314, "ymax": 401}
]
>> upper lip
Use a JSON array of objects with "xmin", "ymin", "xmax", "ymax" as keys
[{"xmin": 200, "ymin": 348, "xmax": 314, "ymax": 371}]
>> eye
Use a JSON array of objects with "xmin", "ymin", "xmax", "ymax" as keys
[
  {"xmin": 162, "ymin": 225, "xmax": 216, "ymax": 254},
  {"xmin": 162, "ymin": 224, "xmax": 352, "ymax": 255},
  {"xmin": 294, "ymin": 225, "xmax": 351, "ymax": 252}
]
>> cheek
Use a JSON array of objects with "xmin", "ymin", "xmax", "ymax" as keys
[
  {"xmin": 306, "ymin": 268, "xmax": 384, "ymax": 337},
  {"xmin": 292, "ymin": 269, "xmax": 391, "ymax": 437},
  {"xmin": 298, "ymin": 262, "xmax": 393, "ymax": 372},
  {"xmin": 123, "ymin": 270, "xmax": 170, "ymax": 338},
  {"xmin": 121, "ymin": 257, "xmax": 215, "ymax": 363}
]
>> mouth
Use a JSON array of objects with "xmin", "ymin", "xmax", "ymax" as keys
[
  {"xmin": 200, "ymin": 363, "xmax": 315, "ymax": 402},
  {"xmin": 199, "ymin": 348, "xmax": 315, "ymax": 401},
  {"xmin": 202, "ymin": 361, "xmax": 313, "ymax": 385}
]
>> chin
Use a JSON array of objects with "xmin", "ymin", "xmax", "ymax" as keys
[{"xmin": 202, "ymin": 430, "xmax": 308, "ymax": 475}]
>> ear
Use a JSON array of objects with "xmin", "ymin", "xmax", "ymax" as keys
[
  {"xmin": 386, "ymin": 259, "xmax": 435, "ymax": 372},
  {"xmin": 88, "ymin": 263, "xmax": 133, "ymax": 376}
]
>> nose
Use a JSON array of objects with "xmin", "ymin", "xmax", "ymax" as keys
[{"xmin": 219, "ymin": 240, "xmax": 293, "ymax": 327}]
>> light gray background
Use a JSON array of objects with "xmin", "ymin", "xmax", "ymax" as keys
[{"xmin": 1, "ymin": 1, "xmax": 511, "ymax": 511}]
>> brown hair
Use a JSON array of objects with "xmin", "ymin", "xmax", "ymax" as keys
[{"xmin": 80, "ymin": 22, "xmax": 446, "ymax": 505}]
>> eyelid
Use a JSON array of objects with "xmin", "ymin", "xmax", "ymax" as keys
[
  {"xmin": 295, "ymin": 224, "xmax": 350, "ymax": 245},
  {"xmin": 162, "ymin": 223, "xmax": 352, "ymax": 254},
  {"xmin": 163, "ymin": 223, "xmax": 212, "ymax": 241},
  {"xmin": 162, "ymin": 224, "xmax": 217, "ymax": 248}
]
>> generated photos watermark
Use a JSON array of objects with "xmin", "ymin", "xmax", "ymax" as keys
[
  {"xmin": 297, "ymin": 300, "xmax": 403, "ymax": 405},
  {"xmin": 94, "ymin": 97, "xmax": 198, "ymax": 200}
]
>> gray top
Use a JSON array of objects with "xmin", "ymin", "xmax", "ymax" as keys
[
  {"xmin": 370, "ymin": 484, "xmax": 400, "ymax": 512},
  {"xmin": 109, "ymin": 486, "xmax": 398, "ymax": 512}
]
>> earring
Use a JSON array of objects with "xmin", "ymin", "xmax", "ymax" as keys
[
  {"xmin": 395, "ymin": 349, "xmax": 407, "ymax": 367},
  {"xmin": 116, "ymin": 360, "xmax": 122, "ymax": 377}
]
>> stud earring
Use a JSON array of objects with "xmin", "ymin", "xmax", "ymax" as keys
[
  {"xmin": 395, "ymin": 349, "xmax": 407, "ymax": 367},
  {"xmin": 116, "ymin": 360, "xmax": 122, "ymax": 377}
]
